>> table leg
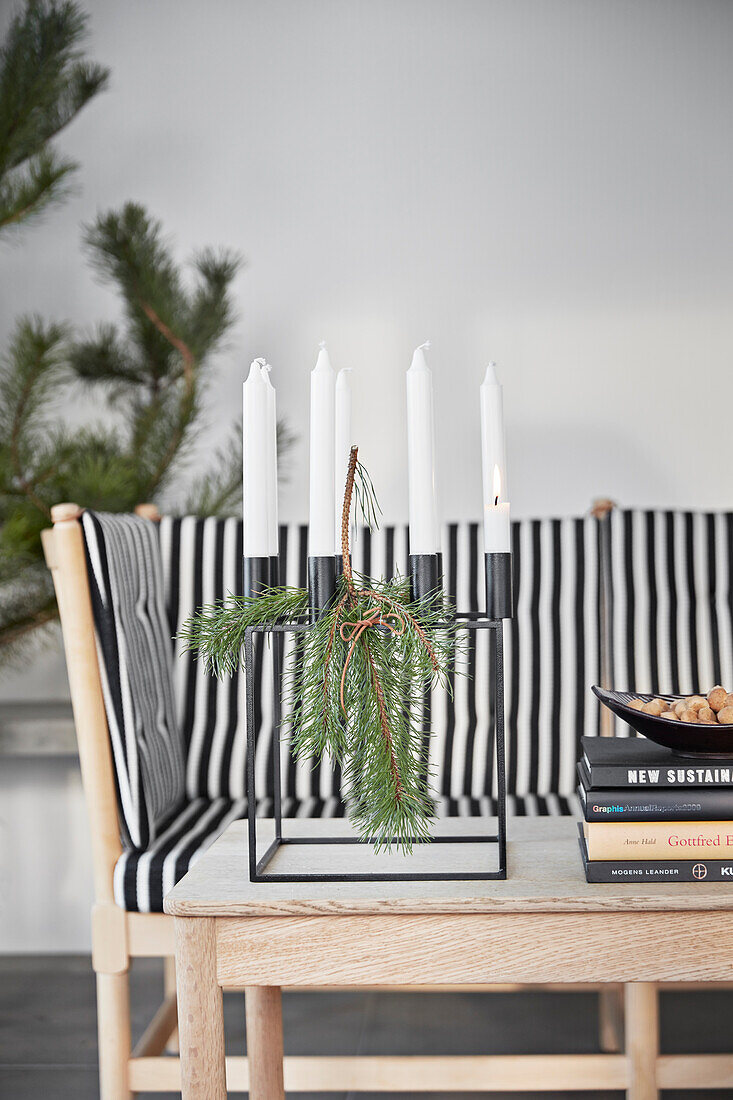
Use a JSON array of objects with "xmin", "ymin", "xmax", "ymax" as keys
[
  {"xmin": 625, "ymin": 982, "xmax": 658, "ymax": 1100},
  {"xmin": 175, "ymin": 917, "xmax": 226, "ymax": 1100},
  {"xmin": 245, "ymin": 986, "xmax": 285, "ymax": 1100}
]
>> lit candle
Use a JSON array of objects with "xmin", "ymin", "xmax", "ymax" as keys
[
  {"xmin": 406, "ymin": 341, "xmax": 440, "ymax": 555},
  {"xmin": 309, "ymin": 343, "xmax": 336, "ymax": 558},
  {"xmin": 260, "ymin": 361, "xmax": 279, "ymax": 558},
  {"xmin": 334, "ymin": 367, "xmax": 353, "ymax": 550},
  {"xmin": 242, "ymin": 359, "xmax": 270, "ymax": 558},
  {"xmin": 480, "ymin": 362, "xmax": 511, "ymax": 552}
]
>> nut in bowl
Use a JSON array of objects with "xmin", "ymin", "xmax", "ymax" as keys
[{"xmin": 592, "ymin": 686, "xmax": 733, "ymax": 756}]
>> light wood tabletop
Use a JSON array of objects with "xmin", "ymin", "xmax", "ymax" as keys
[
  {"xmin": 165, "ymin": 815, "xmax": 733, "ymax": 916},
  {"xmin": 165, "ymin": 817, "xmax": 733, "ymax": 1100}
]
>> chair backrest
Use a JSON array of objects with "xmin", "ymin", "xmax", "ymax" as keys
[
  {"xmin": 604, "ymin": 509, "xmax": 733, "ymax": 718},
  {"xmin": 81, "ymin": 511, "xmax": 186, "ymax": 848},
  {"xmin": 160, "ymin": 515, "xmax": 603, "ymax": 814}
]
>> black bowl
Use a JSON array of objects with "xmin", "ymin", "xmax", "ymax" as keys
[{"xmin": 592, "ymin": 686, "xmax": 733, "ymax": 757}]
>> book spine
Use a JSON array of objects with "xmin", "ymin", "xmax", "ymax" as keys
[
  {"xmin": 577, "ymin": 833, "xmax": 733, "ymax": 882},
  {"xmin": 583, "ymin": 756, "xmax": 733, "ymax": 789},
  {"xmin": 579, "ymin": 784, "xmax": 733, "ymax": 822},
  {"xmin": 581, "ymin": 853, "xmax": 733, "ymax": 883},
  {"xmin": 584, "ymin": 820, "xmax": 733, "ymax": 861}
]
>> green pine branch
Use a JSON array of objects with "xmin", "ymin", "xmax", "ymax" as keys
[
  {"xmin": 71, "ymin": 202, "xmax": 244, "ymax": 502},
  {"xmin": 0, "ymin": 5, "xmax": 295, "ymax": 670},
  {"xmin": 0, "ymin": 315, "xmax": 70, "ymax": 516},
  {"xmin": 0, "ymin": 147, "xmax": 76, "ymax": 231},
  {"xmin": 180, "ymin": 450, "xmax": 457, "ymax": 851},
  {"xmin": 0, "ymin": 0, "xmax": 109, "ymax": 237},
  {"xmin": 180, "ymin": 570, "xmax": 456, "ymax": 852}
]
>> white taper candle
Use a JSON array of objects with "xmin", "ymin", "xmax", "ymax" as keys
[
  {"xmin": 260, "ymin": 362, "xmax": 279, "ymax": 557},
  {"xmin": 242, "ymin": 359, "xmax": 270, "ymax": 557},
  {"xmin": 406, "ymin": 341, "xmax": 440, "ymax": 555},
  {"xmin": 309, "ymin": 343, "xmax": 336, "ymax": 557},
  {"xmin": 480, "ymin": 362, "xmax": 511, "ymax": 552}
]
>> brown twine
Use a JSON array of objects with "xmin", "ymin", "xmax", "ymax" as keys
[{"xmin": 338, "ymin": 606, "xmax": 405, "ymax": 716}]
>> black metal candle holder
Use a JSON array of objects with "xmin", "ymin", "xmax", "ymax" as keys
[
  {"xmin": 484, "ymin": 551, "xmax": 513, "ymax": 620},
  {"xmin": 244, "ymin": 556, "xmax": 271, "ymax": 599},
  {"xmin": 409, "ymin": 552, "xmax": 442, "ymax": 605},
  {"xmin": 307, "ymin": 555, "xmax": 337, "ymax": 621},
  {"xmin": 243, "ymin": 584, "xmax": 511, "ymax": 884}
]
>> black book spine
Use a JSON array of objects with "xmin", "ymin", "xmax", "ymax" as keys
[
  {"xmin": 577, "ymin": 828, "xmax": 733, "ymax": 882},
  {"xmin": 581, "ymin": 755, "xmax": 733, "ymax": 790},
  {"xmin": 577, "ymin": 767, "xmax": 733, "ymax": 822},
  {"xmin": 580, "ymin": 846, "xmax": 733, "ymax": 882}
]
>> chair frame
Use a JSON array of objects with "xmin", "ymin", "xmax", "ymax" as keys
[{"xmin": 44, "ymin": 499, "xmax": 640, "ymax": 1098}]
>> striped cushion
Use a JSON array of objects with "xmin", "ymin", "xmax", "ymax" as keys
[
  {"xmin": 82, "ymin": 512, "xmax": 186, "ymax": 849},
  {"xmin": 160, "ymin": 516, "xmax": 601, "ymax": 806},
  {"xmin": 606, "ymin": 509, "xmax": 733, "ymax": 720},
  {"xmin": 113, "ymin": 793, "xmax": 579, "ymax": 911}
]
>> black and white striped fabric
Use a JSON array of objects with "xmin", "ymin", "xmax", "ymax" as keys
[
  {"xmin": 104, "ymin": 515, "xmax": 602, "ymax": 910},
  {"xmin": 159, "ymin": 517, "xmax": 601, "ymax": 809},
  {"xmin": 81, "ymin": 512, "xmax": 185, "ymax": 850},
  {"xmin": 607, "ymin": 509, "xmax": 733, "ymax": 725},
  {"xmin": 504, "ymin": 516, "xmax": 602, "ymax": 811}
]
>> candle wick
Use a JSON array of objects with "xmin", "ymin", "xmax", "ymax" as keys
[
  {"xmin": 417, "ymin": 340, "xmax": 431, "ymax": 351},
  {"xmin": 494, "ymin": 495, "xmax": 499, "ymax": 507}
]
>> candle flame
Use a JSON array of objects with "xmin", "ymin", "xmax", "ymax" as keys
[{"xmin": 493, "ymin": 464, "xmax": 502, "ymax": 506}]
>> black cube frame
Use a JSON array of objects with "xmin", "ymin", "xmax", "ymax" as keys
[{"xmin": 244, "ymin": 612, "xmax": 507, "ymax": 883}]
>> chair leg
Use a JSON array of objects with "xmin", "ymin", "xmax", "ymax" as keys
[
  {"xmin": 97, "ymin": 971, "xmax": 133, "ymax": 1100},
  {"xmin": 245, "ymin": 987, "xmax": 285, "ymax": 1100},
  {"xmin": 599, "ymin": 986, "xmax": 624, "ymax": 1052},
  {"xmin": 163, "ymin": 956, "xmax": 179, "ymax": 1052},
  {"xmin": 625, "ymin": 982, "xmax": 658, "ymax": 1100}
]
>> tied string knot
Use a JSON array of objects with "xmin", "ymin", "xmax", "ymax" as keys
[{"xmin": 339, "ymin": 604, "xmax": 405, "ymax": 716}]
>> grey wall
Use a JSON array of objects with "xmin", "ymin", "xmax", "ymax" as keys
[
  {"xmin": 3, "ymin": 0, "xmax": 733, "ymax": 525},
  {"xmin": 2, "ymin": 0, "xmax": 732, "ymax": 949}
]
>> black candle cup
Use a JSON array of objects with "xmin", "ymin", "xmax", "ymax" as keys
[
  {"xmin": 308, "ymin": 555, "xmax": 337, "ymax": 621},
  {"xmin": 409, "ymin": 553, "xmax": 442, "ymax": 607},
  {"xmin": 335, "ymin": 554, "xmax": 350, "ymax": 579},
  {"xmin": 268, "ymin": 554, "xmax": 280, "ymax": 588},
  {"xmin": 243, "ymin": 556, "xmax": 270, "ymax": 599},
  {"xmin": 484, "ymin": 552, "xmax": 513, "ymax": 619}
]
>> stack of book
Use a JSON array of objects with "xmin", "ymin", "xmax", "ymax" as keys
[{"xmin": 577, "ymin": 735, "xmax": 733, "ymax": 882}]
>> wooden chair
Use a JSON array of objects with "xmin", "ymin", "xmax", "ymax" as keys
[{"xmin": 44, "ymin": 501, "xmax": 624, "ymax": 1098}]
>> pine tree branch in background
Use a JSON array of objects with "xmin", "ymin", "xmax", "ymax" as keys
[
  {"xmin": 70, "ymin": 322, "xmax": 147, "ymax": 390},
  {"xmin": 0, "ymin": 0, "xmax": 109, "ymax": 238},
  {"xmin": 186, "ymin": 417, "xmax": 294, "ymax": 518},
  {"xmin": 74, "ymin": 202, "xmax": 243, "ymax": 502},
  {"xmin": 0, "ymin": 148, "xmax": 76, "ymax": 230},
  {"xmin": 185, "ymin": 419, "xmax": 243, "ymax": 517},
  {"xmin": 0, "ymin": 549, "xmax": 57, "ymax": 667},
  {"xmin": 82, "ymin": 204, "xmax": 194, "ymax": 387},
  {"xmin": 0, "ymin": 5, "xmax": 294, "ymax": 669},
  {"xmin": 0, "ymin": 315, "xmax": 69, "ymax": 517}
]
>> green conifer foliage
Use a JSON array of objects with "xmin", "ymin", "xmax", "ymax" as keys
[{"xmin": 0, "ymin": 4, "xmax": 270, "ymax": 667}]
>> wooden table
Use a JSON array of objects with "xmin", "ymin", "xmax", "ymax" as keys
[{"xmin": 164, "ymin": 817, "xmax": 733, "ymax": 1100}]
